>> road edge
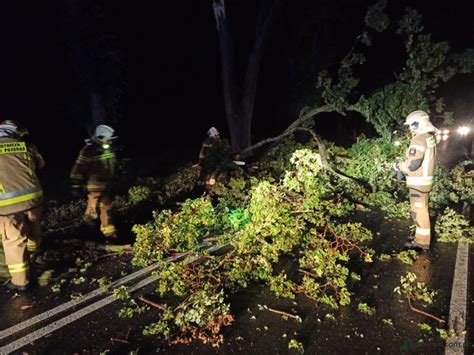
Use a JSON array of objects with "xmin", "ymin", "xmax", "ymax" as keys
[{"xmin": 445, "ymin": 242, "xmax": 470, "ymax": 355}]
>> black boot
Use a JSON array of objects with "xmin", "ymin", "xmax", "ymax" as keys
[
  {"xmin": 5, "ymin": 280, "xmax": 29, "ymax": 291},
  {"xmin": 404, "ymin": 240, "xmax": 429, "ymax": 252}
]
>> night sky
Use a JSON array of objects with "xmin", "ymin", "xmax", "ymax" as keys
[{"xmin": 1, "ymin": 0, "xmax": 473, "ymax": 175}]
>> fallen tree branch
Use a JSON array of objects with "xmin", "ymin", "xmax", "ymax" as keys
[
  {"xmin": 139, "ymin": 296, "xmax": 167, "ymax": 311},
  {"xmin": 267, "ymin": 307, "xmax": 301, "ymax": 321},
  {"xmin": 241, "ymin": 105, "xmax": 335, "ymax": 156},
  {"xmin": 407, "ymin": 297, "xmax": 445, "ymax": 324},
  {"xmin": 240, "ymin": 112, "xmax": 372, "ymax": 192}
]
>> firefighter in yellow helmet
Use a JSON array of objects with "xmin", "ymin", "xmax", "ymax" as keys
[
  {"xmin": 393, "ymin": 111, "xmax": 438, "ymax": 251},
  {"xmin": 0, "ymin": 120, "xmax": 45, "ymax": 291},
  {"xmin": 70, "ymin": 125, "xmax": 118, "ymax": 243}
]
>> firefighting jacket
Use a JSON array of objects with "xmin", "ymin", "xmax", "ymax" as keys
[
  {"xmin": 70, "ymin": 142, "xmax": 116, "ymax": 192},
  {"xmin": 0, "ymin": 137, "xmax": 44, "ymax": 215},
  {"xmin": 198, "ymin": 137, "xmax": 232, "ymax": 175},
  {"xmin": 399, "ymin": 132, "xmax": 437, "ymax": 192}
]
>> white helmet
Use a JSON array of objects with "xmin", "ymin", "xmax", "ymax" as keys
[
  {"xmin": 404, "ymin": 110, "xmax": 437, "ymax": 134},
  {"xmin": 0, "ymin": 120, "xmax": 28, "ymax": 138},
  {"xmin": 93, "ymin": 125, "xmax": 117, "ymax": 143},
  {"xmin": 207, "ymin": 127, "xmax": 220, "ymax": 138}
]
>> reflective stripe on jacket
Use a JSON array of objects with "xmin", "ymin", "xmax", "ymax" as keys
[
  {"xmin": 0, "ymin": 138, "xmax": 44, "ymax": 215},
  {"xmin": 70, "ymin": 143, "xmax": 116, "ymax": 192},
  {"xmin": 400, "ymin": 133, "xmax": 437, "ymax": 192}
]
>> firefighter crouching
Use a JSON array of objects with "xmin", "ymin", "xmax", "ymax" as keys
[
  {"xmin": 393, "ymin": 111, "xmax": 437, "ymax": 251},
  {"xmin": 70, "ymin": 125, "xmax": 118, "ymax": 243},
  {"xmin": 0, "ymin": 120, "xmax": 44, "ymax": 291}
]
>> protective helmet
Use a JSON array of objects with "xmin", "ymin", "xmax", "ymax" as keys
[
  {"xmin": 92, "ymin": 125, "xmax": 117, "ymax": 143},
  {"xmin": 404, "ymin": 111, "xmax": 437, "ymax": 134},
  {"xmin": 207, "ymin": 127, "xmax": 220, "ymax": 138},
  {"xmin": 0, "ymin": 120, "xmax": 29, "ymax": 137}
]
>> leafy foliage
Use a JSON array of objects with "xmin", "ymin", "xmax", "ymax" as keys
[
  {"xmin": 396, "ymin": 250, "xmax": 418, "ymax": 265},
  {"xmin": 288, "ymin": 339, "xmax": 304, "ymax": 353},
  {"xmin": 358, "ymin": 302, "xmax": 376, "ymax": 316},
  {"xmin": 342, "ymin": 136, "xmax": 407, "ymax": 192},
  {"xmin": 435, "ymin": 208, "xmax": 473, "ymax": 244},
  {"xmin": 431, "ymin": 163, "xmax": 474, "ymax": 209},
  {"xmin": 313, "ymin": 6, "xmax": 474, "ymax": 136},
  {"xmin": 394, "ymin": 272, "xmax": 437, "ymax": 305},
  {"xmin": 365, "ymin": 0, "xmax": 389, "ymax": 33},
  {"xmin": 128, "ymin": 149, "xmax": 373, "ymax": 345}
]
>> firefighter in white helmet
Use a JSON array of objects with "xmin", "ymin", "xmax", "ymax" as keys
[
  {"xmin": 199, "ymin": 127, "xmax": 221, "ymax": 165},
  {"xmin": 0, "ymin": 120, "xmax": 45, "ymax": 290},
  {"xmin": 393, "ymin": 111, "xmax": 438, "ymax": 251},
  {"xmin": 70, "ymin": 125, "xmax": 118, "ymax": 243},
  {"xmin": 198, "ymin": 127, "xmax": 223, "ymax": 186}
]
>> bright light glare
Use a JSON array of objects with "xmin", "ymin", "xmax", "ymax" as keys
[
  {"xmin": 457, "ymin": 126, "xmax": 471, "ymax": 136},
  {"xmin": 442, "ymin": 129, "xmax": 450, "ymax": 134},
  {"xmin": 394, "ymin": 140, "xmax": 401, "ymax": 146},
  {"xmin": 442, "ymin": 135, "xmax": 448, "ymax": 141}
]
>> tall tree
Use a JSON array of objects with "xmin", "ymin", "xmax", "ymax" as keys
[
  {"xmin": 213, "ymin": 0, "xmax": 285, "ymax": 152},
  {"xmin": 61, "ymin": 0, "xmax": 123, "ymax": 131},
  {"xmin": 242, "ymin": 2, "xmax": 474, "ymax": 156}
]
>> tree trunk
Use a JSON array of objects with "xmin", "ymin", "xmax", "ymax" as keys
[
  {"xmin": 213, "ymin": 0, "xmax": 284, "ymax": 153},
  {"xmin": 90, "ymin": 90, "xmax": 106, "ymax": 127}
]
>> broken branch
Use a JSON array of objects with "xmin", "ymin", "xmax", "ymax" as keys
[{"xmin": 407, "ymin": 297, "xmax": 445, "ymax": 324}]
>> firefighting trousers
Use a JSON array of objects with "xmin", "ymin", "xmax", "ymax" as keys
[
  {"xmin": 0, "ymin": 207, "xmax": 42, "ymax": 286},
  {"xmin": 408, "ymin": 189, "xmax": 431, "ymax": 246},
  {"xmin": 0, "ymin": 242, "xmax": 9, "ymax": 281},
  {"xmin": 85, "ymin": 192, "xmax": 117, "ymax": 238}
]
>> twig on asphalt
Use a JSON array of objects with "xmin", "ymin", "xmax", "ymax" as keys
[
  {"xmin": 407, "ymin": 297, "xmax": 445, "ymax": 324},
  {"xmin": 111, "ymin": 337, "xmax": 130, "ymax": 344},
  {"xmin": 96, "ymin": 252, "xmax": 120, "ymax": 260},
  {"xmin": 96, "ymin": 251, "xmax": 134, "ymax": 260},
  {"xmin": 138, "ymin": 296, "xmax": 167, "ymax": 311},
  {"xmin": 267, "ymin": 307, "xmax": 301, "ymax": 321}
]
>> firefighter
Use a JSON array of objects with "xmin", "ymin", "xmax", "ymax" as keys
[
  {"xmin": 197, "ymin": 127, "xmax": 232, "ymax": 187},
  {"xmin": 393, "ymin": 111, "xmax": 438, "ymax": 251},
  {"xmin": 0, "ymin": 120, "xmax": 44, "ymax": 290},
  {"xmin": 71, "ymin": 125, "xmax": 118, "ymax": 243}
]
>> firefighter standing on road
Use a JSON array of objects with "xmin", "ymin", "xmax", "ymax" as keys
[
  {"xmin": 70, "ymin": 125, "xmax": 118, "ymax": 243},
  {"xmin": 393, "ymin": 111, "xmax": 438, "ymax": 251},
  {"xmin": 0, "ymin": 120, "xmax": 44, "ymax": 291}
]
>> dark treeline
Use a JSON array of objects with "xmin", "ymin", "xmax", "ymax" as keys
[{"xmin": 0, "ymin": 0, "xmax": 472, "ymax": 165}]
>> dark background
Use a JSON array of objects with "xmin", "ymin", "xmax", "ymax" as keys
[{"xmin": 0, "ymin": 0, "xmax": 473, "ymax": 174}]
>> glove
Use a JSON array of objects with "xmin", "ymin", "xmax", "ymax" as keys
[
  {"xmin": 71, "ymin": 185, "xmax": 84, "ymax": 198},
  {"xmin": 391, "ymin": 163, "xmax": 405, "ymax": 181},
  {"xmin": 395, "ymin": 170, "xmax": 405, "ymax": 182}
]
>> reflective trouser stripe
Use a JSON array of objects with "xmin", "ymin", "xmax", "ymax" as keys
[
  {"xmin": 8, "ymin": 263, "xmax": 29, "ymax": 273},
  {"xmin": 87, "ymin": 183, "xmax": 107, "ymax": 191},
  {"xmin": 0, "ymin": 188, "xmax": 43, "ymax": 207},
  {"xmin": 100, "ymin": 225, "xmax": 116, "ymax": 236},
  {"xmin": 409, "ymin": 189, "xmax": 431, "ymax": 246},
  {"xmin": 1, "ymin": 212, "xmax": 30, "ymax": 285},
  {"xmin": 86, "ymin": 192, "xmax": 116, "ymax": 237},
  {"xmin": 416, "ymin": 228, "xmax": 431, "ymax": 236},
  {"xmin": 27, "ymin": 240, "xmax": 37, "ymax": 252}
]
